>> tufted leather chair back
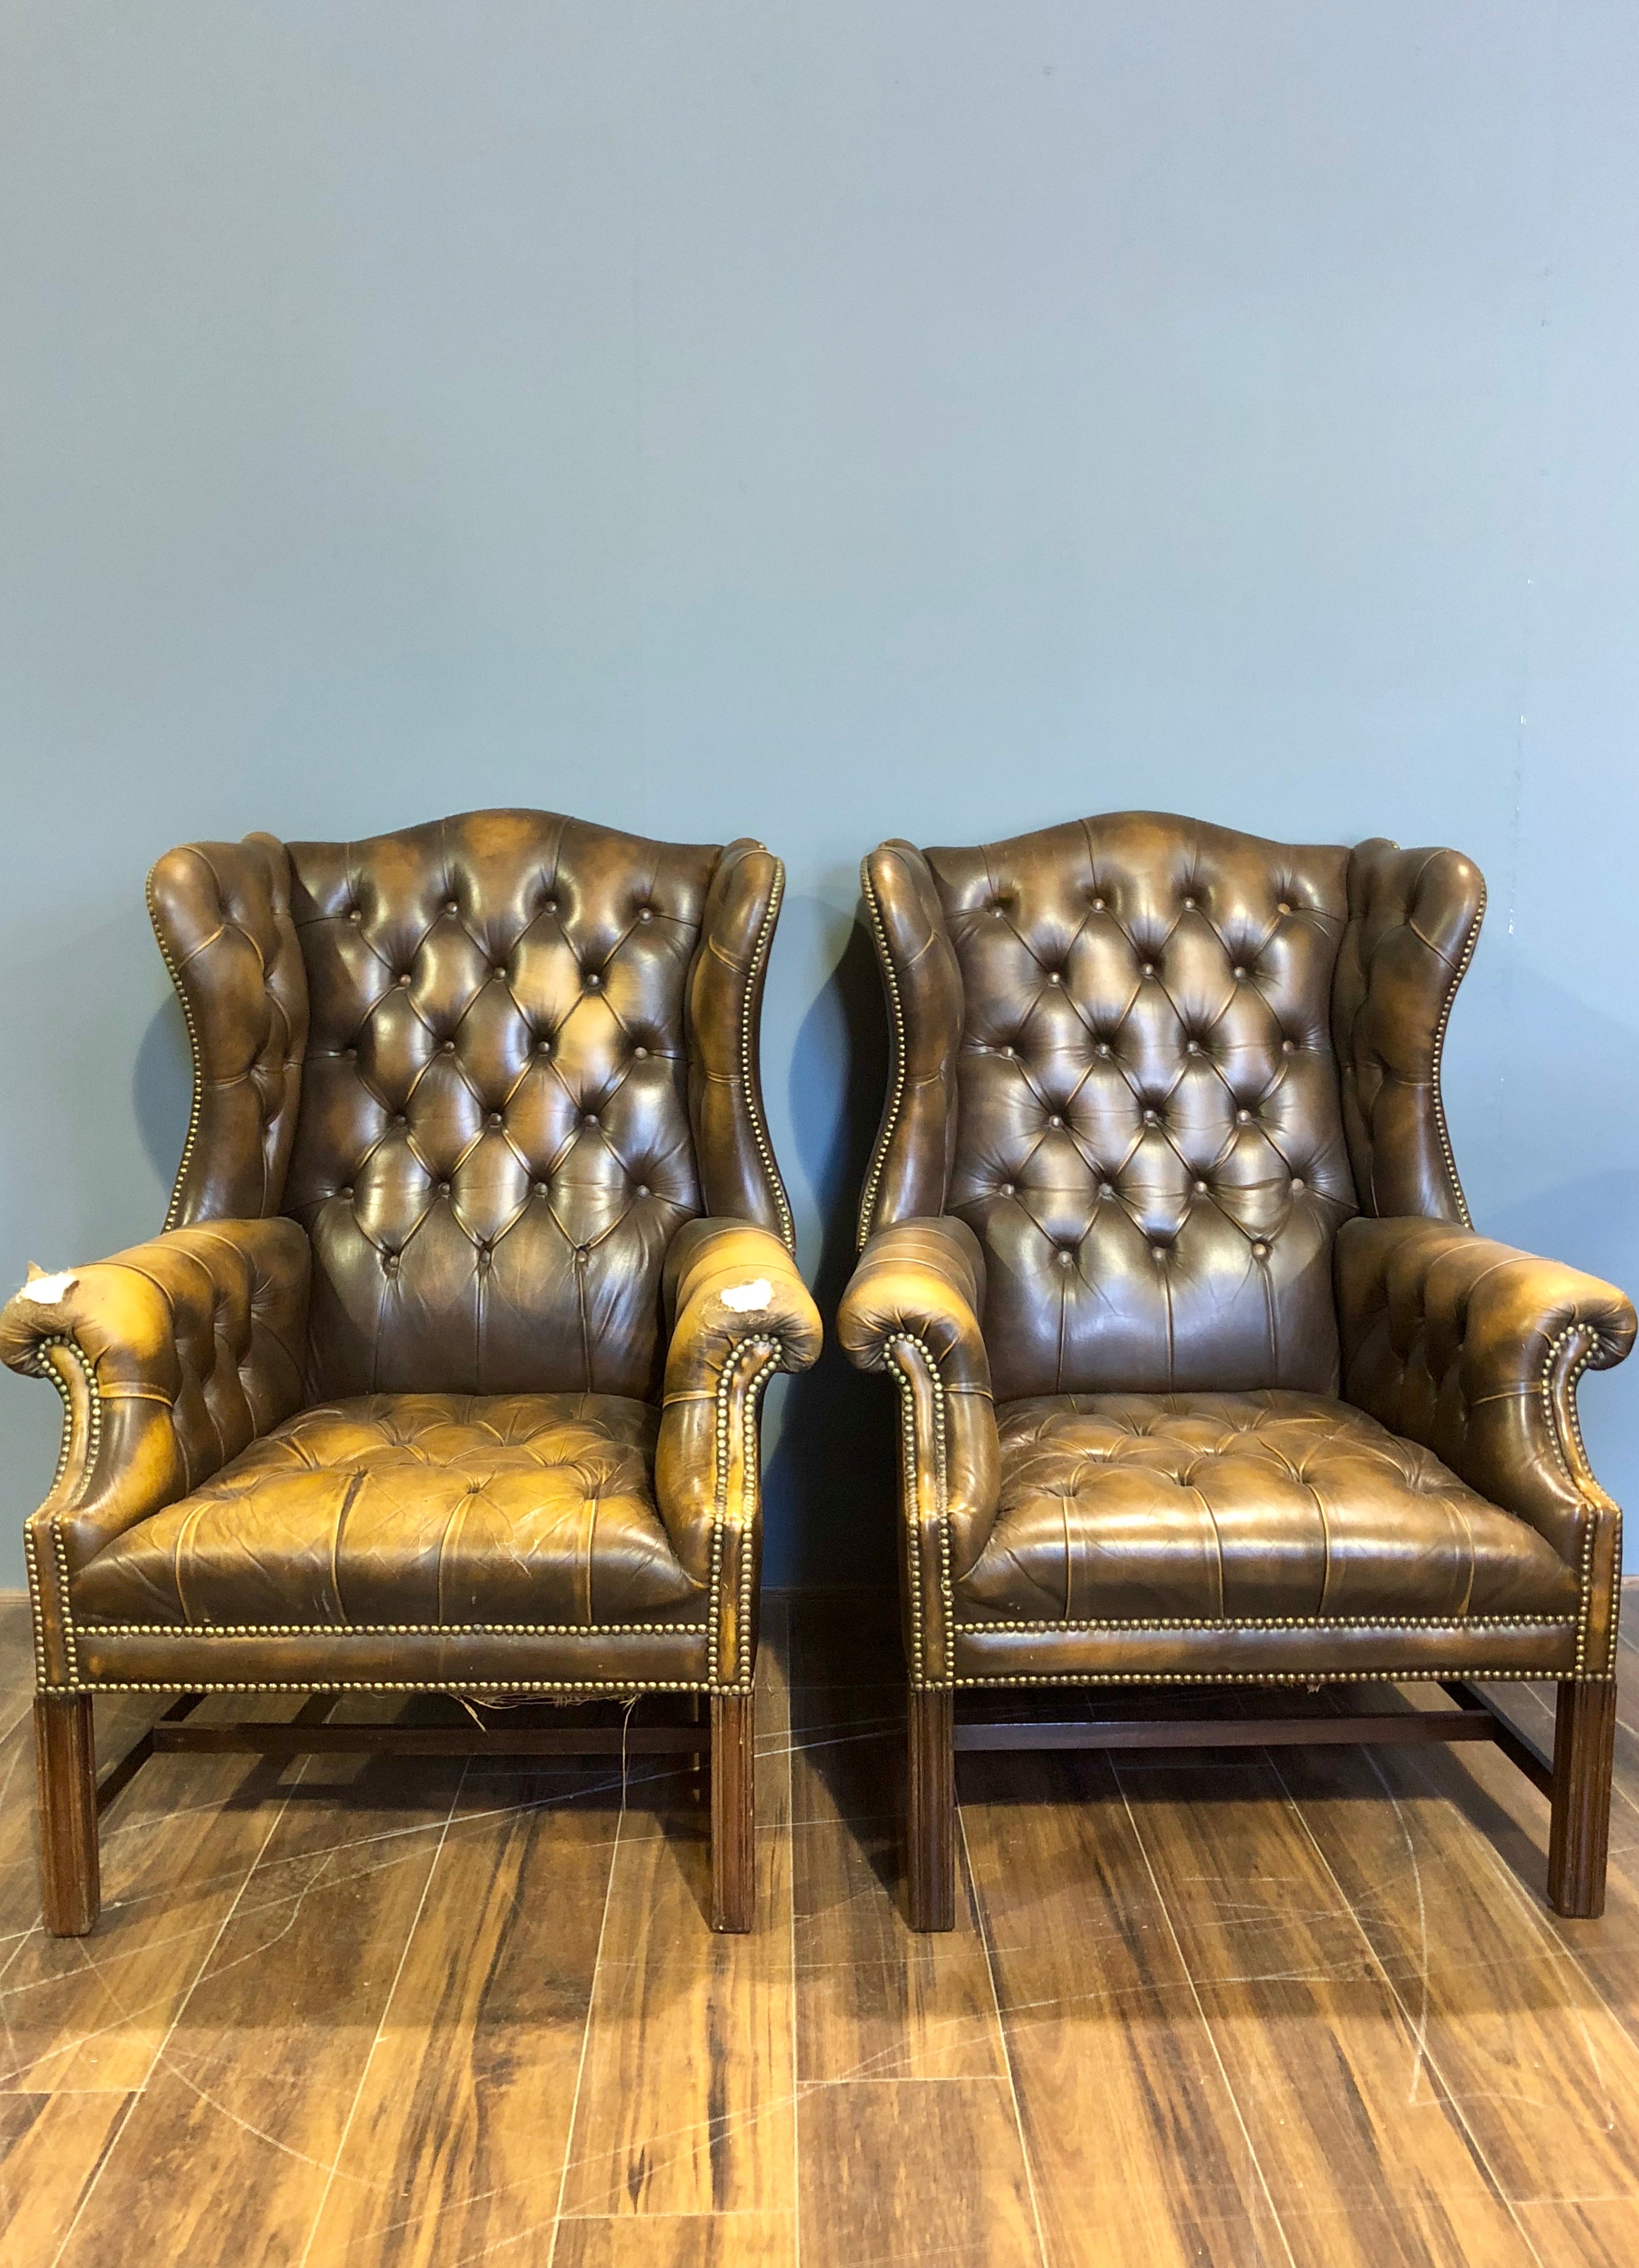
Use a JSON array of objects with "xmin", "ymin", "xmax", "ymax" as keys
[
  {"xmin": 149, "ymin": 810, "xmax": 792, "ymax": 1401},
  {"xmin": 860, "ymin": 812, "xmax": 1483, "ymax": 1402}
]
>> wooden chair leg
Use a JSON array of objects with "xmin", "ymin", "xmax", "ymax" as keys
[
  {"xmin": 711, "ymin": 1691, "xmax": 754, "ymax": 1932},
  {"xmin": 908, "ymin": 1685, "xmax": 956, "ymax": 1931},
  {"xmin": 1548, "ymin": 1678, "xmax": 1616, "ymax": 1918},
  {"xmin": 36, "ymin": 1694, "xmax": 99, "ymax": 1937}
]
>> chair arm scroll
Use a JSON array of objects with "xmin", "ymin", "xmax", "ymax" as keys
[
  {"xmin": 1338, "ymin": 1215, "xmax": 1635, "ymax": 1673},
  {"xmin": 655, "ymin": 1220, "xmax": 822, "ymax": 1687},
  {"xmin": 838, "ymin": 1217, "xmax": 1001, "ymax": 1684}
]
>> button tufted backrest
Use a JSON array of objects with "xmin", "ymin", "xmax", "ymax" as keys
[
  {"xmin": 151, "ymin": 810, "xmax": 791, "ymax": 1403},
  {"xmin": 916, "ymin": 813, "xmax": 1361, "ymax": 1398}
]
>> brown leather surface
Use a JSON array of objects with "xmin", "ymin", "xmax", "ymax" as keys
[
  {"xmin": 0, "ymin": 1220, "xmax": 309, "ymax": 1579},
  {"xmin": 655, "ymin": 1221, "xmax": 823, "ymax": 1590},
  {"xmin": 1333, "ymin": 841, "xmax": 1483, "ymax": 1224},
  {"xmin": 836, "ymin": 1216, "xmax": 999, "ymax": 1581},
  {"xmin": 8, "ymin": 809, "xmax": 815, "ymax": 1700},
  {"xmin": 922, "ymin": 812, "xmax": 1358, "ymax": 1399},
  {"xmin": 962, "ymin": 1392, "xmax": 1578, "ymax": 1625},
  {"xmin": 148, "ymin": 836, "xmax": 308, "ymax": 1228},
  {"xmin": 285, "ymin": 810, "xmax": 750, "ymax": 1400},
  {"xmin": 857, "ymin": 842, "xmax": 964, "ymax": 1243},
  {"xmin": 72, "ymin": 1392, "xmax": 698, "ymax": 1630},
  {"xmin": 1338, "ymin": 1214, "xmax": 1636, "ymax": 1673},
  {"xmin": 842, "ymin": 810, "xmax": 1633, "ymax": 1694}
]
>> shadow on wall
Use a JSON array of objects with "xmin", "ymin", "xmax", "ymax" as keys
[
  {"xmin": 133, "ymin": 988, "xmax": 191, "ymax": 1205},
  {"xmin": 765, "ymin": 900, "xmax": 897, "ymax": 1587},
  {"xmin": 1461, "ymin": 960, "xmax": 1639, "ymax": 1526}
]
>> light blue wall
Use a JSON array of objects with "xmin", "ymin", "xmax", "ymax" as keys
[{"xmin": 2, "ymin": 2, "xmax": 1636, "ymax": 1585}]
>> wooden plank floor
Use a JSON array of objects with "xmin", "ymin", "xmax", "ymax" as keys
[{"xmin": 1, "ymin": 1586, "xmax": 1638, "ymax": 2264}]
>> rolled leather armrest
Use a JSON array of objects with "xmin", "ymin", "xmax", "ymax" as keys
[
  {"xmin": 655, "ymin": 1220, "xmax": 822, "ymax": 1681},
  {"xmin": 837, "ymin": 1216, "xmax": 1002, "ymax": 1681},
  {"xmin": 1338, "ymin": 1214, "xmax": 1634, "ymax": 1673},
  {"xmin": 0, "ymin": 1218, "xmax": 310, "ymax": 1578}
]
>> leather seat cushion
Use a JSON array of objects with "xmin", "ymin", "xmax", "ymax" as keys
[
  {"xmin": 958, "ymin": 1391, "xmax": 1579, "ymax": 1625},
  {"xmin": 72, "ymin": 1393, "xmax": 701, "ymax": 1631}
]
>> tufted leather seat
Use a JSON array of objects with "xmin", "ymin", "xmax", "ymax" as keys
[
  {"xmin": 72, "ymin": 1394, "xmax": 695, "ymax": 1630},
  {"xmin": 3, "ymin": 809, "xmax": 820, "ymax": 1934},
  {"xmin": 839, "ymin": 810, "xmax": 1634, "ymax": 1925},
  {"xmin": 968, "ymin": 1394, "xmax": 1578, "ymax": 1627}
]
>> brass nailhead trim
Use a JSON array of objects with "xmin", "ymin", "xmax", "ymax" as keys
[
  {"xmin": 82, "ymin": 1620, "xmax": 712, "ymax": 1638},
  {"xmin": 45, "ymin": 1678, "xmax": 712, "ymax": 1696},
  {"xmin": 958, "ymin": 1614, "xmax": 1576, "ymax": 1633},
  {"xmin": 857, "ymin": 858, "xmax": 908, "ymax": 1250},
  {"xmin": 1429, "ymin": 879, "xmax": 1485, "ymax": 1232},
  {"xmin": 740, "ymin": 859, "xmax": 795, "ymax": 1251},
  {"xmin": 147, "ymin": 866, "xmax": 207, "ymax": 1234},
  {"xmin": 886, "ymin": 1330, "xmax": 954, "ymax": 1689},
  {"xmin": 707, "ymin": 1335, "xmax": 780, "ymax": 1690}
]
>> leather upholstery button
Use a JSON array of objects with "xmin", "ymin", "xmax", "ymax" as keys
[
  {"xmin": 383, "ymin": 1254, "xmax": 400, "ymax": 1275},
  {"xmin": 1186, "ymin": 1039, "xmax": 1202, "ymax": 1055},
  {"xmin": 1140, "ymin": 962, "xmax": 1154, "ymax": 977},
  {"xmin": 441, "ymin": 1039, "xmax": 455, "ymax": 1053},
  {"xmin": 437, "ymin": 1181, "xmax": 450, "ymax": 1196},
  {"xmin": 1252, "ymin": 1241, "xmax": 1269, "ymax": 1259},
  {"xmin": 444, "ymin": 901, "xmax": 458, "ymax": 916},
  {"xmin": 1232, "ymin": 965, "xmax": 1246, "ymax": 980},
  {"xmin": 635, "ymin": 1183, "xmax": 650, "ymax": 1197},
  {"xmin": 538, "ymin": 1038, "xmax": 552, "ymax": 1054},
  {"xmin": 397, "ymin": 972, "xmax": 412, "ymax": 987},
  {"xmin": 1000, "ymin": 1182, "xmax": 1015, "ymax": 1197},
  {"xmin": 344, "ymin": 1047, "xmax": 357, "ymax": 1061},
  {"xmin": 584, "ymin": 1113, "xmax": 599, "ymax": 1128},
  {"xmin": 338, "ymin": 1186, "xmax": 352, "ymax": 1201},
  {"xmin": 586, "ymin": 972, "xmax": 601, "ymax": 989},
  {"xmin": 1142, "ymin": 1109, "xmax": 1159, "ymax": 1127},
  {"xmin": 393, "ymin": 1113, "xmax": 407, "ymax": 1127},
  {"xmin": 1291, "ymin": 1176, "xmax": 1305, "ymax": 1191},
  {"xmin": 1282, "ymin": 1038, "xmax": 1297, "ymax": 1054},
  {"xmin": 1001, "ymin": 1045, "xmax": 1015, "ymax": 1059},
  {"xmin": 1048, "ymin": 1114, "xmax": 1062, "ymax": 1128},
  {"xmin": 1277, "ymin": 901, "xmax": 1291, "ymax": 915},
  {"xmin": 544, "ymin": 898, "xmax": 559, "ymax": 913},
  {"xmin": 348, "ymin": 908, "xmax": 362, "ymax": 923},
  {"xmin": 1056, "ymin": 1250, "xmax": 1075, "ymax": 1267},
  {"xmin": 1091, "ymin": 896, "xmax": 1105, "ymax": 911},
  {"xmin": 633, "ymin": 1045, "xmax": 648, "ymax": 1059},
  {"xmin": 533, "ymin": 1180, "xmax": 547, "ymax": 1195},
  {"xmin": 487, "ymin": 1112, "xmax": 502, "ymax": 1127},
  {"xmin": 490, "ymin": 965, "xmax": 505, "ymax": 981},
  {"xmin": 1193, "ymin": 1179, "xmax": 1209, "ymax": 1194},
  {"xmin": 1096, "ymin": 1042, "xmax": 1112, "ymax": 1057},
  {"xmin": 638, "ymin": 908, "xmax": 653, "ymax": 923},
  {"xmin": 1099, "ymin": 1182, "xmax": 1115, "ymax": 1199}
]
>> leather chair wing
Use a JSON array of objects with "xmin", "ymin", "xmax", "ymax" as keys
[{"xmin": 148, "ymin": 835, "xmax": 309, "ymax": 1228}]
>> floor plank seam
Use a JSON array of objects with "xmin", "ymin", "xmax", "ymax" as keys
[
  {"xmin": 958, "ymin": 1808, "xmax": 1052, "ymax": 2268},
  {"xmin": 1111, "ymin": 1758, "xmax": 1302, "ymax": 2268}
]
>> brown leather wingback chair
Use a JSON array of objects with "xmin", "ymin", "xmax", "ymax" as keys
[
  {"xmin": 839, "ymin": 812, "xmax": 1634, "ymax": 1928},
  {"xmin": 2, "ymin": 810, "xmax": 820, "ymax": 1935}
]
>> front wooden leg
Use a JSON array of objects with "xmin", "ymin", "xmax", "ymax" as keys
[
  {"xmin": 711, "ymin": 1691, "xmax": 754, "ymax": 1932},
  {"xmin": 1548, "ymin": 1679, "xmax": 1616, "ymax": 1918},
  {"xmin": 908, "ymin": 1685, "xmax": 956, "ymax": 1931},
  {"xmin": 36, "ymin": 1694, "xmax": 99, "ymax": 1937}
]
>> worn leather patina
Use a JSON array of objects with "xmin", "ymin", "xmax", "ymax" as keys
[
  {"xmin": 3, "ymin": 810, "xmax": 820, "ymax": 1701},
  {"xmin": 841, "ymin": 812, "xmax": 1633, "ymax": 1690}
]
